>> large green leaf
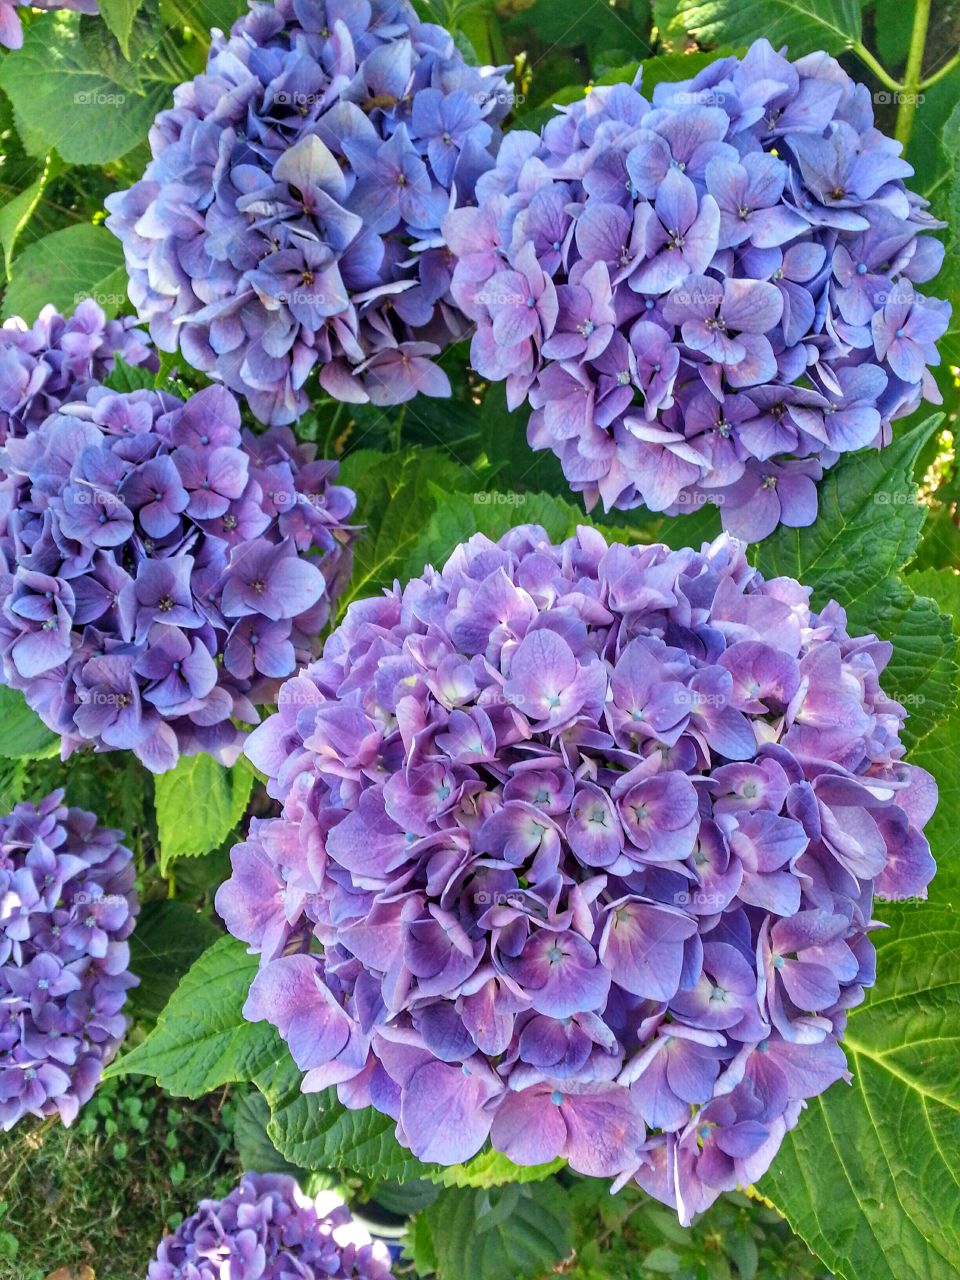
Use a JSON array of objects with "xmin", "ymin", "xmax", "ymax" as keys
[
  {"xmin": 127, "ymin": 899, "xmax": 221, "ymax": 1023},
  {"xmin": 0, "ymin": 687, "xmax": 59, "ymax": 760},
  {"xmin": 754, "ymin": 418, "xmax": 958, "ymax": 745},
  {"xmin": 106, "ymin": 935, "xmax": 282, "ymax": 1096},
  {"xmin": 754, "ymin": 419, "xmax": 939, "ymax": 596},
  {"xmin": 659, "ymin": 0, "xmax": 861, "ymax": 54},
  {"xmin": 420, "ymin": 1181, "xmax": 574, "ymax": 1280},
  {"xmin": 1, "ymin": 223, "xmax": 127, "ymax": 324},
  {"xmin": 0, "ymin": 152, "xmax": 61, "ymax": 281},
  {"xmin": 337, "ymin": 449, "xmax": 474, "ymax": 613},
  {"xmin": 255, "ymin": 1052, "xmax": 439, "ymax": 1183},
  {"xmin": 153, "ymin": 753, "xmax": 255, "ymax": 873},
  {"xmin": 761, "ymin": 901, "xmax": 960, "ymax": 1280},
  {"xmin": 0, "ymin": 13, "xmax": 172, "ymax": 165},
  {"xmin": 97, "ymin": 0, "xmax": 143, "ymax": 58}
]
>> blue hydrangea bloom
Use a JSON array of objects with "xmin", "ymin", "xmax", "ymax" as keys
[
  {"xmin": 106, "ymin": 0, "xmax": 512, "ymax": 425},
  {"xmin": 148, "ymin": 1176, "xmax": 394, "ymax": 1279},
  {"xmin": 445, "ymin": 40, "xmax": 950, "ymax": 540},
  {"xmin": 217, "ymin": 524, "xmax": 937, "ymax": 1223},
  {"xmin": 0, "ymin": 302, "xmax": 155, "ymax": 445},
  {"xmin": 0, "ymin": 789, "xmax": 138, "ymax": 1130},
  {"xmin": 0, "ymin": 383, "xmax": 356, "ymax": 773}
]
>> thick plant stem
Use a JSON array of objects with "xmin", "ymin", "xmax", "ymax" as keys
[
  {"xmin": 851, "ymin": 41, "xmax": 902, "ymax": 93},
  {"xmin": 896, "ymin": 0, "xmax": 932, "ymax": 151}
]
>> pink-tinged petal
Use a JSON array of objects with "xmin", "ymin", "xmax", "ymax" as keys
[{"xmin": 401, "ymin": 1060, "xmax": 497, "ymax": 1162}]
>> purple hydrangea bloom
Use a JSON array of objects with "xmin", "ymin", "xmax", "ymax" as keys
[
  {"xmin": 445, "ymin": 40, "xmax": 950, "ymax": 541},
  {"xmin": 0, "ymin": 789, "xmax": 138, "ymax": 1129},
  {"xmin": 0, "ymin": 382, "xmax": 356, "ymax": 773},
  {"xmin": 148, "ymin": 1176, "xmax": 393, "ymax": 1279},
  {"xmin": 0, "ymin": 302, "xmax": 155, "ymax": 445},
  {"xmin": 105, "ymin": 0, "xmax": 512, "ymax": 425},
  {"xmin": 217, "ymin": 524, "xmax": 936, "ymax": 1223}
]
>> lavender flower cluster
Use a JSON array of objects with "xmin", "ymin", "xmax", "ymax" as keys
[
  {"xmin": 218, "ymin": 525, "xmax": 936, "ymax": 1223},
  {"xmin": 446, "ymin": 39, "xmax": 950, "ymax": 540},
  {"xmin": 0, "ymin": 382, "xmax": 356, "ymax": 773},
  {"xmin": 148, "ymin": 1175, "xmax": 394, "ymax": 1279},
  {"xmin": 0, "ymin": 789, "xmax": 138, "ymax": 1130},
  {"xmin": 106, "ymin": 0, "xmax": 512, "ymax": 426},
  {"xmin": 0, "ymin": 0, "xmax": 96, "ymax": 50},
  {"xmin": 0, "ymin": 302, "xmax": 155, "ymax": 445}
]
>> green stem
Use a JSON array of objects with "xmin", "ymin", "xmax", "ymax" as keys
[
  {"xmin": 850, "ymin": 41, "xmax": 903, "ymax": 93},
  {"xmin": 920, "ymin": 48, "xmax": 960, "ymax": 90},
  {"xmin": 896, "ymin": 0, "xmax": 932, "ymax": 150}
]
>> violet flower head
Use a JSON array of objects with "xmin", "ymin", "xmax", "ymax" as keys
[
  {"xmin": 0, "ymin": 383, "xmax": 357, "ymax": 773},
  {"xmin": 0, "ymin": 302, "xmax": 155, "ymax": 444},
  {"xmin": 106, "ymin": 0, "xmax": 512, "ymax": 425},
  {"xmin": 0, "ymin": 789, "xmax": 138, "ymax": 1130},
  {"xmin": 148, "ymin": 1176, "xmax": 394, "ymax": 1279},
  {"xmin": 446, "ymin": 39, "xmax": 950, "ymax": 540},
  {"xmin": 217, "ymin": 524, "xmax": 936, "ymax": 1223}
]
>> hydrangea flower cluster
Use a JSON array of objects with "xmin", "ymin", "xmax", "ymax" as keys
[
  {"xmin": 445, "ymin": 39, "xmax": 950, "ymax": 540},
  {"xmin": 0, "ymin": 0, "xmax": 96, "ymax": 50},
  {"xmin": 0, "ymin": 301, "xmax": 155, "ymax": 445},
  {"xmin": 105, "ymin": 0, "xmax": 512, "ymax": 426},
  {"xmin": 148, "ymin": 1176, "xmax": 394, "ymax": 1279},
  {"xmin": 0, "ymin": 382, "xmax": 356, "ymax": 773},
  {"xmin": 218, "ymin": 525, "xmax": 936, "ymax": 1223},
  {"xmin": 0, "ymin": 789, "xmax": 138, "ymax": 1130}
]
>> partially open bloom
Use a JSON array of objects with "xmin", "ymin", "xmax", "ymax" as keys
[
  {"xmin": 0, "ymin": 790, "xmax": 138, "ymax": 1129},
  {"xmin": 106, "ymin": 0, "xmax": 512, "ymax": 424},
  {"xmin": 0, "ymin": 302, "xmax": 154, "ymax": 444},
  {"xmin": 148, "ymin": 1176, "xmax": 394, "ymax": 1278},
  {"xmin": 218, "ymin": 524, "xmax": 936, "ymax": 1222},
  {"xmin": 446, "ymin": 40, "xmax": 950, "ymax": 540},
  {"xmin": 0, "ymin": 383, "xmax": 356, "ymax": 772}
]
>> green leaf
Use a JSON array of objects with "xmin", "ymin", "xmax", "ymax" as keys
[
  {"xmin": 403, "ymin": 489, "xmax": 584, "ymax": 579},
  {"xmin": 754, "ymin": 418, "xmax": 940, "ymax": 594},
  {"xmin": 905, "ymin": 566, "xmax": 960, "ymax": 630},
  {"xmin": 256, "ymin": 1051, "xmax": 440, "ymax": 1183},
  {"xmin": 753, "ymin": 417, "xmax": 958, "ymax": 744},
  {"xmin": 234, "ymin": 1090, "xmax": 310, "ymax": 1178},
  {"xmin": 1, "ymin": 222, "xmax": 127, "ymax": 324},
  {"xmin": 337, "ymin": 449, "xmax": 474, "ymax": 613},
  {"xmin": 874, "ymin": 0, "xmax": 914, "ymax": 68},
  {"xmin": 907, "ymin": 704, "xmax": 960, "ymax": 907},
  {"xmin": 127, "ymin": 899, "xmax": 220, "ymax": 1023},
  {"xmin": 97, "ymin": 0, "xmax": 143, "ymax": 58},
  {"xmin": 658, "ymin": 0, "xmax": 860, "ymax": 53},
  {"xmin": 432, "ymin": 1149, "xmax": 566, "ymax": 1189},
  {"xmin": 0, "ymin": 152, "xmax": 61, "ymax": 281},
  {"xmin": 0, "ymin": 12, "xmax": 172, "ymax": 165},
  {"xmin": 104, "ymin": 353, "xmax": 157, "ymax": 393},
  {"xmin": 0, "ymin": 687, "xmax": 59, "ymax": 760},
  {"xmin": 153, "ymin": 753, "xmax": 255, "ymax": 873},
  {"xmin": 422, "ymin": 1181, "xmax": 573, "ymax": 1280},
  {"xmin": 847, "ymin": 577, "xmax": 957, "ymax": 747},
  {"xmin": 761, "ymin": 900, "xmax": 960, "ymax": 1280},
  {"xmin": 106, "ymin": 935, "xmax": 282, "ymax": 1096}
]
